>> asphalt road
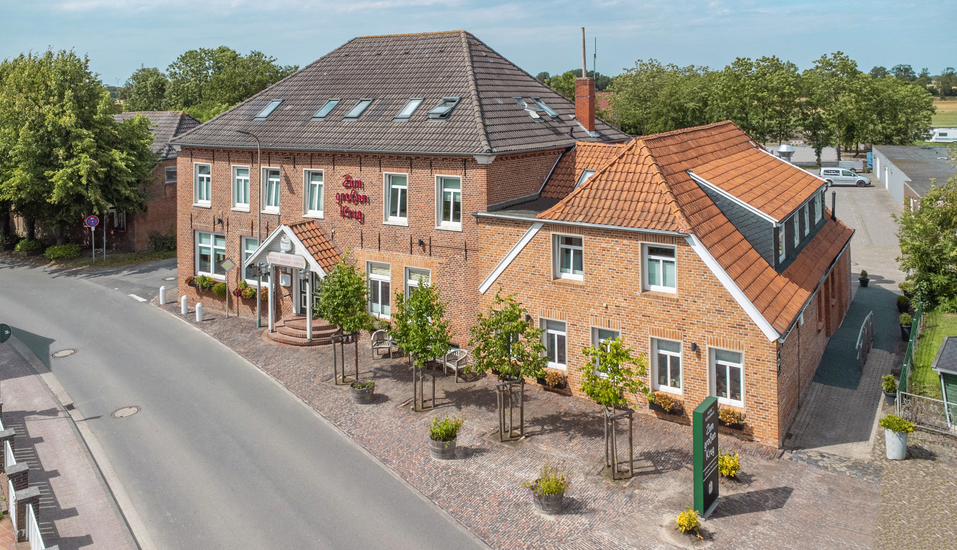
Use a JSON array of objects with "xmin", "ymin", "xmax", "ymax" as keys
[{"xmin": 0, "ymin": 258, "xmax": 485, "ymax": 549}]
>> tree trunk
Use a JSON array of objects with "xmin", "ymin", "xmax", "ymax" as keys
[
  {"xmin": 25, "ymin": 217, "xmax": 35, "ymax": 240},
  {"xmin": 835, "ymin": 120, "xmax": 842, "ymax": 161},
  {"xmin": 0, "ymin": 203, "xmax": 9, "ymax": 238},
  {"xmin": 55, "ymin": 225, "xmax": 65, "ymax": 246}
]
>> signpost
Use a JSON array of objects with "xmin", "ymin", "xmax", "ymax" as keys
[
  {"xmin": 85, "ymin": 215, "xmax": 99, "ymax": 264},
  {"xmin": 221, "ymin": 258, "xmax": 235, "ymax": 319},
  {"xmin": 693, "ymin": 396, "xmax": 719, "ymax": 519}
]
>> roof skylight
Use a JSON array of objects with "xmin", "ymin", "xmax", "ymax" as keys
[
  {"xmin": 532, "ymin": 97, "xmax": 558, "ymax": 117},
  {"xmin": 344, "ymin": 99, "xmax": 374, "ymax": 118},
  {"xmin": 255, "ymin": 100, "xmax": 283, "ymax": 120},
  {"xmin": 513, "ymin": 97, "xmax": 528, "ymax": 109},
  {"xmin": 575, "ymin": 169, "xmax": 597, "ymax": 189},
  {"xmin": 395, "ymin": 98, "xmax": 424, "ymax": 119},
  {"xmin": 312, "ymin": 99, "xmax": 341, "ymax": 120},
  {"xmin": 428, "ymin": 97, "xmax": 461, "ymax": 119}
]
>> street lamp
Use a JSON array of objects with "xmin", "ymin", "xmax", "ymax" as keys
[{"xmin": 235, "ymin": 129, "xmax": 263, "ymax": 327}]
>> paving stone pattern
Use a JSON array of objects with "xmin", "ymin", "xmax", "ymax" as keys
[{"xmin": 160, "ymin": 299, "xmax": 880, "ymax": 549}]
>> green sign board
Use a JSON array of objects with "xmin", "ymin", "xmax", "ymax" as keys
[
  {"xmin": 0, "ymin": 324, "xmax": 10, "ymax": 344},
  {"xmin": 693, "ymin": 396, "xmax": 719, "ymax": 518}
]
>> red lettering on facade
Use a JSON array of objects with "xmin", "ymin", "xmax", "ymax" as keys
[
  {"xmin": 342, "ymin": 174, "xmax": 364, "ymax": 189},
  {"xmin": 338, "ymin": 175, "xmax": 368, "ymax": 223}
]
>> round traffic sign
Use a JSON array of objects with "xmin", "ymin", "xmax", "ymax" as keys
[{"xmin": 85, "ymin": 215, "xmax": 99, "ymax": 228}]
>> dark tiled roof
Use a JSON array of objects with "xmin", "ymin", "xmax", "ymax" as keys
[
  {"xmin": 287, "ymin": 220, "xmax": 341, "ymax": 273},
  {"xmin": 875, "ymin": 145, "xmax": 957, "ymax": 196},
  {"xmin": 171, "ymin": 31, "xmax": 629, "ymax": 155},
  {"xmin": 113, "ymin": 111, "xmax": 200, "ymax": 159},
  {"xmin": 537, "ymin": 121, "xmax": 854, "ymax": 334}
]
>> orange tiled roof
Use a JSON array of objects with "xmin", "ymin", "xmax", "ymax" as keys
[
  {"xmin": 541, "ymin": 142, "xmax": 626, "ymax": 199},
  {"xmin": 288, "ymin": 220, "xmax": 341, "ymax": 273},
  {"xmin": 537, "ymin": 121, "xmax": 853, "ymax": 334}
]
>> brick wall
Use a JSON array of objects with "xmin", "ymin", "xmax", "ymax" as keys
[
  {"xmin": 486, "ymin": 150, "xmax": 563, "ymax": 206},
  {"xmin": 478, "ymin": 217, "xmax": 784, "ymax": 445},
  {"xmin": 132, "ymin": 158, "xmax": 178, "ymax": 250}
]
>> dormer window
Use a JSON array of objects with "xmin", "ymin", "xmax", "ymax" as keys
[
  {"xmin": 532, "ymin": 97, "xmax": 558, "ymax": 117},
  {"xmin": 345, "ymin": 99, "xmax": 373, "ymax": 118},
  {"xmin": 575, "ymin": 169, "xmax": 597, "ymax": 189},
  {"xmin": 428, "ymin": 97, "xmax": 461, "ymax": 119},
  {"xmin": 395, "ymin": 98, "xmax": 424, "ymax": 119},
  {"xmin": 255, "ymin": 100, "xmax": 283, "ymax": 120},
  {"xmin": 312, "ymin": 99, "xmax": 340, "ymax": 120}
]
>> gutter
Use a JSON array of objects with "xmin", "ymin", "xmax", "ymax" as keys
[{"xmin": 472, "ymin": 211, "xmax": 688, "ymax": 237}]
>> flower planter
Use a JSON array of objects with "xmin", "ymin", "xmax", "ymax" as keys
[
  {"xmin": 900, "ymin": 324, "xmax": 911, "ymax": 341},
  {"xmin": 428, "ymin": 437, "xmax": 457, "ymax": 460},
  {"xmin": 884, "ymin": 428, "xmax": 907, "ymax": 460},
  {"xmin": 649, "ymin": 402, "xmax": 682, "ymax": 416},
  {"xmin": 883, "ymin": 391, "xmax": 896, "ymax": 407},
  {"xmin": 350, "ymin": 381, "xmax": 375, "ymax": 404},
  {"xmin": 719, "ymin": 420, "xmax": 745, "ymax": 431},
  {"xmin": 532, "ymin": 492, "xmax": 565, "ymax": 515},
  {"xmin": 860, "ymin": 278, "xmax": 869, "ymax": 287}
]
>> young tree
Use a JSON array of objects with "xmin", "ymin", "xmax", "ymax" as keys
[
  {"xmin": 121, "ymin": 66, "xmax": 168, "ymax": 111},
  {"xmin": 468, "ymin": 290, "xmax": 546, "ymax": 440},
  {"xmin": 315, "ymin": 255, "xmax": 371, "ymax": 382},
  {"xmin": 391, "ymin": 283, "xmax": 452, "ymax": 411},
  {"xmin": 0, "ymin": 50, "xmax": 153, "ymax": 243},
  {"xmin": 803, "ymin": 52, "xmax": 867, "ymax": 160}
]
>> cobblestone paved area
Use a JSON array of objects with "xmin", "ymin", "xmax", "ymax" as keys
[{"xmin": 159, "ymin": 299, "xmax": 881, "ymax": 549}]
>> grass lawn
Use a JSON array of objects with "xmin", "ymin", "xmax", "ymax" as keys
[{"xmin": 910, "ymin": 311, "xmax": 957, "ymax": 399}]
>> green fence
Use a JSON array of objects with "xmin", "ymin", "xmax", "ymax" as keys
[{"xmin": 899, "ymin": 301, "xmax": 923, "ymax": 394}]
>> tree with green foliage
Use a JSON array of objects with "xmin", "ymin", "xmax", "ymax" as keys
[
  {"xmin": 861, "ymin": 76, "xmax": 934, "ymax": 145},
  {"xmin": 936, "ymin": 68, "xmax": 957, "ymax": 99},
  {"xmin": 468, "ymin": 290, "xmax": 546, "ymax": 381},
  {"xmin": 870, "ymin": 66, "xmax": 889, "ymax": 79},
  {"xmin": 803, "ymin": 52, "xmax": 867, "ymax": 160},
  {"xmin": 896, "ymin": 171, "xmax": 957, "ymax": 311},
  {"xmin": 121, "ymin": 66, "xmax": 168, "ymax": 111},
  {"xmin": 0, "ymin": 49, "xmax": 153, "ymax": 244},
  {"xmin": 391, "ymin": 282, "xmax": 452, "ymax": 410},
  {"xmin": 315, "ymin": 254, "xmax": 371, "ymax": 381},
  {"xmin": 891, "ymin": 64, "xmax": 917, "ymax": 82},
  {"xmin": 579, "ymin": 337, "xmax": 650, "ymax": 408},
  {"xmin": 608, "ymin": 59, "xmax": 713, "ymax": 136},
  {"xmin": 540, "ymin": 69, "xmax": 612, "ymax": 100}
]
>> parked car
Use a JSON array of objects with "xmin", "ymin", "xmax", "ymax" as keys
[{"xmin": 820, "ymin": 168, "xmax": 870, "ymax": 187}]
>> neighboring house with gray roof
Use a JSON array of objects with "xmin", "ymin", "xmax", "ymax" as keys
[
  {"xmin": 170, "ymin": 30, "xmax": 628, "ymax": 345},
  {"xmin": 872, "ymin": 145, "xmax": 957, "ymax": 208}
]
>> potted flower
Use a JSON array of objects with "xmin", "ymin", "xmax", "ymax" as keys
[
  {"xmin": 896, "ymin": 294, "xmax": 911, "ymax": 313},
  {"xmin": 194, "ymin": 275, "xmax": 215, "ymax": 291},
  {"xmin": 718, "ymin": 407, "xmax": 746, "ymax": 429},
  {"xmin": 212, "ymin": 282, "xmax": 228, "ymax": 297},
  {"xmin": 185, "ymin": 276, "xmax": 196, "ymax": 288},
  {"xmin": 428, "ymin": 416, "xmax": 463, "ymax": 460},
  {"xmin": 899, "ymin": 312, "xmax": 913, "ymax": 340},
  {"xmin": 537, "ymin": 369, "xmax": 568, "ymax": 392},
  {"xmin": 859, "ymin": 270, "xmax": 869, "ymax": 287},
  {"xmin": 718, "ymin": 451, "xmax": 740, "ymax": 478},
  {"xmin": 879, "ymin": 414, "xmax": 914, "ymax": 460},
  {"xmin": 650, "ymin": 391, "xmax": 682, "ymax": 415},
  {"xmin": 675, "ymin": 507, "xmax": 702, "ymax": 540},
  {"xmin": 881, "ymin": 374, "xmax": 897, "ymax": 406},
  {"xmin": 350, "ymin": 379, "xmax": 375, "ymax": 404},
  {"xmin": 521, "ymin": 459, "xmax": 570, "ymax": 515}
]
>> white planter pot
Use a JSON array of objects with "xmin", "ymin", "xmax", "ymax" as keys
[{"xmin": 884, "ymin": 428, "xmax": 908, "ymax": 460}]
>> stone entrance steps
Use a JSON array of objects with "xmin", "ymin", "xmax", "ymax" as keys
[{"xmin": 265, "ymin": 315, "xmax": 341, "ymax": 346}]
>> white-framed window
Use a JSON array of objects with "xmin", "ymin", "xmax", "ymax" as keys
[
  {"xmin": 305, "ymin": 170, "xmax": 324, "ymax": 217},
  {"xmin": 554, "ymin": 234, "xmax": 583, "ymax": 280},
  {"xmin": 819, "ymin": 191, "xmax": 825, "ymax": 220},
  {"xmin": 575, "ymin": 169, "xmax": 597, "ymax": 189},
  {"xmin": 113, "ymin": 211, "xmax": 126, "ymax": 231},
  {"xmin": 196, "ymin": 231, "xmax": 226, "ymax": 277},
  {"xmin": 810, "ymin": 197, "xmax": 818, "ymax": 225},
  {"xmin": 591, "ymin": 328, "xmax": 620, "ymax": 376},
  {"xmin": 802, "ymin": 205, "xmax": 809, "ymax": 237},
  {"xmin": 368, "ymin": 262, "xmax": 391, "ymax": 318},
  {"xmin": 436, "ymin": 176, "xmax": 462, "ymax": 229},
  {"xmin": 194, "ymin": 163, "xmax": 211, "ymax": 206},
  {"xmin": 777, "ymin": 223, "xmax": 785, "ymax": 264},
  {"xmin": 711, "ymin": 348, "xmax": 744, "ymax": 407},
  {"xmin": 541, "ymin": 319, "xmax": 567, "ymax": 370},
  {"xmin": 792, "ymin": 215, "xmax": 799, "ymax": 247},
  {"xmin": 385, "ymin": 173, "xmax": 408, "ymax": 224},
  {"xmin": 232, "ymin": 166, "xmax": 250, "ymax": 210},
  {"xmin": 644, "ymin": 244, "xmax": 676, "ymax": 292},
  {"xmin": 263, "ymin": 168, "xmax": 280, "ymax": 212},
  {"xmin": 242, "ymin": 237, "xmax": 269, "ymax": 284},
  {"xmin": 653, "ymin": 338, "xmax": 682, "ymax": 393},
  {"xmin": 165, "ymin": 166, "xmax": 177, "ymax": 184},
  {"xmin": 405, "ymin": 267, "xmax": 430, "ymax": 296}
]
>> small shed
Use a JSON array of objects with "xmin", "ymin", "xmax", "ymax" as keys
[{"xmin": 930, "ymin": 336, "xmax": 957, "ymax": 426}]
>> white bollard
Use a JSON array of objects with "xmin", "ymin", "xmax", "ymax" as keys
[
  {"xmin": 181, "ymin": 295, "xmax": 188, "ymax": 315},
  {"xmin": 159, "ymin": 286, "xmax": 166, "ymax": 305},
  {"xmin": 196, "ymin": 302, "xmax": 204, "ymax": 323}
]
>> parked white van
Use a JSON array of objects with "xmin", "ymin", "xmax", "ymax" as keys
[
  {"xmin": 929, "ymin": 128, "xmax": 957, "ymax": 143},
  {"xmin": 820, "ymin": 168, "xmax": 870, "ymax": 187}
]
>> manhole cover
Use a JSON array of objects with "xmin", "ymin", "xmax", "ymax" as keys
[
  {"xmin": 51, "ymin": 349, "xmax": 76, "ymax": 358},
  {"xmin": 163, "ymin": 277, "xmax": 176, "ymax": 281},
  {"xmin": 112, "ymin": 406, "xmax": 140, "ymax": 418}
]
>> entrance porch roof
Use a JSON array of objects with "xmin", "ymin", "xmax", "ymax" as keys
[{"xmin": 244, "ymin": 220, "xmax": 340, "ymax": 276}]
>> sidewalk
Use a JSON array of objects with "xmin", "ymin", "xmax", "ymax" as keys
[
  {"xmin": 160, "ymin": 297, "xmax": 880, "ymax": 549},
  {"xmin": 0, "ymin": 338, "xmax": 135, "ymax": 550}
]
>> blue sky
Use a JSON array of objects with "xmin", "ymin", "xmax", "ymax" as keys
[{"xmin": 2, "ymin": 0, "xmax": 954, "ymax": 86}]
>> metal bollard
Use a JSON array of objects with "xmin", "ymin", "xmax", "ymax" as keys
[
  {"xmin": 196, "ymin": 302, "xmax": 204, "ymax": 323},
  {"xmin": 181, "ymin": 295, "xmax": 188, "ymax": 315},
  {"xmin": 159, "ymin": 286, "xmax": 166, "ymax": 305}
]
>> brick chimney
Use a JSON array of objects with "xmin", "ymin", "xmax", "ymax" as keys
[{"xmin": 575, "ymin": 78, "xmax": 596, "ymax": 134}]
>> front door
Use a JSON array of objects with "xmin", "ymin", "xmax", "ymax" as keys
[{"xmin": 299, "ymin": 272, "xmax": 317, "ymax": 314}]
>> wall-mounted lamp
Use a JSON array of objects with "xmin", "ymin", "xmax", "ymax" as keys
[
  {"xmin": 417, "ymin": 238, "xmax": 425, "ymax": 247},
  {"xmin": 690, "ymin": 342, "xmax": 698, "ymax": 352},
  {"xmin": 216, "ymin": 217, "xmax": 224, "ymax": 226},
  {"xmin": 525, "ymin": 314, "xmax": 532, "ymax": 323}
]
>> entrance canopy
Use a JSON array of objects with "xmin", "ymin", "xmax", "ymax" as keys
[{"xmin": 244, "ymin": 220, "xmax": 340, "ymax": 276}]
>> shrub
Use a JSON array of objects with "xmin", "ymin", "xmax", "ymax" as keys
[
  {"xmin": 0, "ymin": 233, "xmax": 23, "ymax": 250},
  {"xmin": 147, "ymin": 230, "xmax": 176, "ymax": 252},
  {"xmin": 544, "ymin": 369, "xmax": 566, "ymax": 387},
  {"xmin": 429, "ymin": 416, "xmax": 464, "ymax": 442},
  {"xmin": 718, "ymin": 451, "xmax": 740, "ymax": 478},
  {"xmin": 351, "ymin": 380, "xmax": 374, "ymax": 390},
  {"xmin": 675, "ymin": 507, "xmax": 702, "ymax": 538},
  {"xmin": 15, "ymin": 239, "xmax": 46, "ymax": 253},
  {"xmin": 652, "ymin": 391, "xmax": 679, "ymax": 413},
  {"xmin": 899, "ymin": 312, "xmax": 912, "ymax": 326},
  {"xmin": 44, "ymin": 244, "xmax": 80, "ymax": 261},
  {"xmin": 212, "ymin": 282, "xmax": 227, "ymax": 296},
  {"xmin": 899, "ymin": 281, "xmax": 914, "ymax": 298},
  {"xmin": 195, "ymin": 275, "xmax": 215, "ymax": 290},
  {"xmin": 882, "ymin": 374, "xmax": 897, "ymax": 394},
  {"xmin": 860, "ymin": 269, "xmax": 868, "ymax": 279},
  {"xmin": 897, "ymin": 295, "xmax": 911, "ymax": 309},
  {"xmin": 719, "ymin": 408, "xmax": 745, "ymax": 426},
  {"xmin": 521, "ymin": 459, "xmax": 570, "ymax": 496},
  {"xmin": 879, "ymin": 415, "xmax": 915, "ymax": 434}
]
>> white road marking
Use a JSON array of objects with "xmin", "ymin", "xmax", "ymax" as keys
[{"xmin": 128, "ymin": 294, "xmax": 147, "ymax": 302}]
